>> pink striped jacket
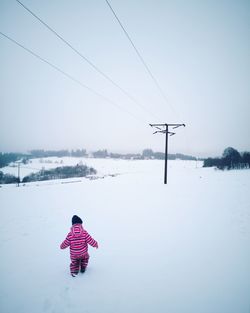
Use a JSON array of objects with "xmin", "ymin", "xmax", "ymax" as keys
[{"xmin": 60, "ymin": 224, "xmax": 98, "ymax": 259}]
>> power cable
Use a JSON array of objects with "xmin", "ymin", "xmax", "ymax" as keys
[
  {"xmin": 15, "ymin": 0, "xmax": 160, "ymax": 121},
  {"xmin": 0, "ymin": 31, "xmax": 146, "ymax": 124},
  {"xmin": 105, "ymin": 0, "xmax": 178, "ymax": 117}
]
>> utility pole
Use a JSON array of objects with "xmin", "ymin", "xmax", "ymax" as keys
[
  {"xmin": 150, "ymin": 123, "xmax": 185, "ymax": 184},
  {"xmin": 164, "ymin": 124, "xmax": 168, "ymax": 184},
  {"xmin": 17, "ymin": 162, "xmax": 20, "ymax": 187}
]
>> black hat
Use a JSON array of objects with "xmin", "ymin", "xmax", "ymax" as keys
[{"xmin": 72, "ymin": 215, "xmax": 83, "ymax": 225}]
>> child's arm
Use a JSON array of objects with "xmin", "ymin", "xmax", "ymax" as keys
[
  {"xmin": 85, "ymin": 231, "xmax": 98, "ymax": 248},
  {"xmin": 60, "ymin": 233, "xmax": 71, "ymax": 249}
]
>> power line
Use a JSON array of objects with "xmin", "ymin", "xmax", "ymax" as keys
[
  {"xmin": 0, "ymin": 31, "xmax": 146, "ymax": 123},
  {"xmin": 105, "ymin": 0, "xmax": 178, "ymax": 116},
  {"xmin": 15, "ymin": 0, "xmax": 160, "ymax": 121}
]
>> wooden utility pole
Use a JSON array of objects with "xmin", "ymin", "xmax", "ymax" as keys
[
  {"xmin": 150, "ymin": 123, "xmax": 185, "ymax": 184},
  {"xmin": 17, "ymin": 162, "xmax": 20, "ymax": 187},
  {"xmin": 164, "ymin": 124, "xmax": 169, "ymax": 184}
]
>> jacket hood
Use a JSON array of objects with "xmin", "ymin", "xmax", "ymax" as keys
[{"xmin": 71, "ymin": 224, "xmax": 84, "ymax": 237}]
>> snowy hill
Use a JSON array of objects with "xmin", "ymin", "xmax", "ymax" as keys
[{"xmin": 0, "ymin": 159, "xmax": 249, "ymax": 313}]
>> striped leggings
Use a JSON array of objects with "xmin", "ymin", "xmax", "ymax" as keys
[{"xmin": 70, "ymin": 253, "xmax": 89, "ymax": 274}]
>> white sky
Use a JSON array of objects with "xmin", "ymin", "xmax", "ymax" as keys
[{"xmin": 0, "ymin": 0, "xmax": 249, "ymax": 157}]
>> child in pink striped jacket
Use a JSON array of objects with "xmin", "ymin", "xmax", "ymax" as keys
[{"xmin": 60, "ymin": 215, "xmax": 98, "ymax": 277}]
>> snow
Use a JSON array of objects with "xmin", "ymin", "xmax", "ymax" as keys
[{"xmin": 0, "ymin": 159, "xmax": 250, "ymax": 313}]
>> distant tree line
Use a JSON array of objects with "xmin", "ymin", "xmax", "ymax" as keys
[
  {"xmin": 0, "ymin": 164, "xmax": 96, "ymax": 185},
  {"xmin": 92, "ymin": 149, "xmax": 109, "ymax": 158},
  {"xmin": 22, "ymin": 165, "xmax": 96, "ymax": 183},
  {"xmin": 1, "ymin": 148, "xmax": 197, "ymax": 170},
  {"xmin": 29, "ymin": 149, "xmax": 87, "ymax": 158},
  {"xmin": 0, "ymin": 171, "xmax": 19, "ymax": 184},
  {"xmin": 92, "ymin": 149, "xmax": 197, "ymax": 160},
  {"xmin": 94, "ymin": 150, "xmax": 143, "ymax": 160},
  {"xmin": 203, "ymin": 147, "xmax": 250, "ymax": 170},
  {"xmin": 109, "ymin": 153, "xmax": 142, "ymax": 160},
  {"xmin": 0, "ymin": 152, "xmax": 29, "ymax": 168},
  {"xmin": 141, "ymin": 149, "xmax": 197, "ymax": 160}
]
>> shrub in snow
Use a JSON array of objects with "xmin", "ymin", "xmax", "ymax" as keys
[
  {"xmin": 0, "ymin": 171, "xmax": 19, "ymax": 184},
  {"xmin": 203, "ymin": 147, "xmax": 250, "ymax": 170},
  {"xmin": 22, "ymin": 165, "xmax": 97, "ymax": 183}
]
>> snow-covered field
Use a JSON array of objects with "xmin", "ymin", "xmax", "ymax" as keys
[{"xmin": 0, "ymin": 158, "xmax": 249, "ymax": 313}]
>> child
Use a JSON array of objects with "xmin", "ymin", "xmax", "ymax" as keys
[{"xmin": 60, "ymin": 215, "xmax": 98, "ymax": 277}]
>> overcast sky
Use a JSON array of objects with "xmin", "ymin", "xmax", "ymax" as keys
[{"xmin": 0, "ymin": 0, "xmax": 249, "ymax": 157}]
